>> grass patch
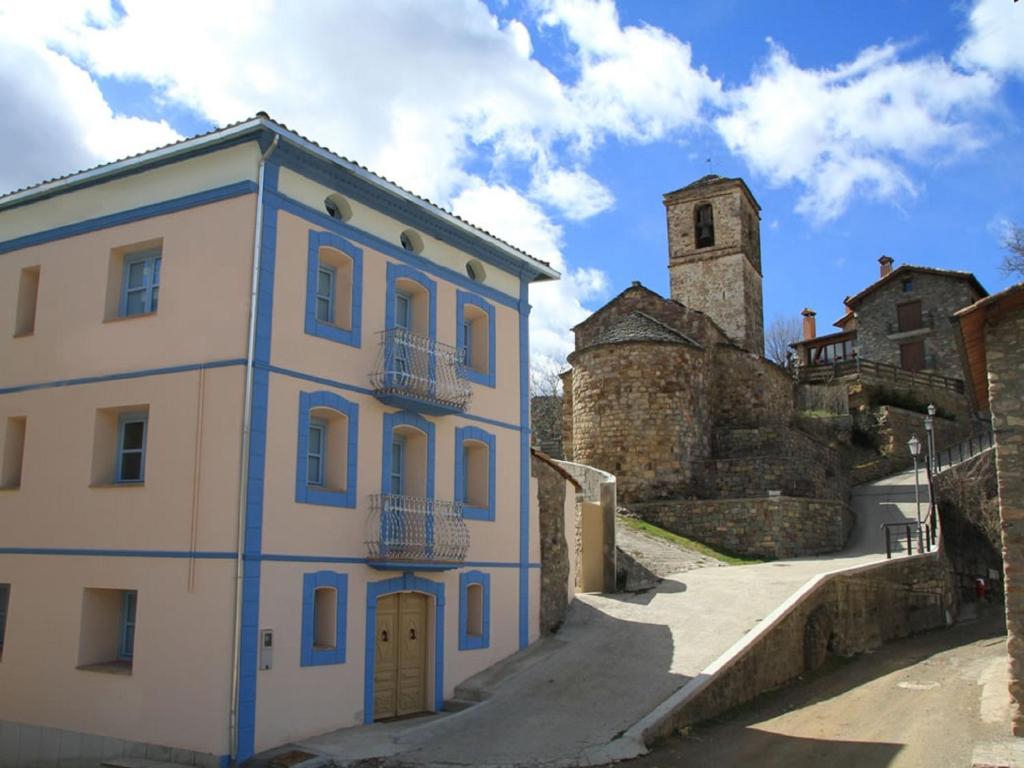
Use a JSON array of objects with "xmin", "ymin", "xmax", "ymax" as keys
[{"xmin": 618, "ymin": 515, "xmax": 766, "ymax": 566}]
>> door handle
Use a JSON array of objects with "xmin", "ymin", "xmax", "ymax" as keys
[
  {"xmin": 381, "ymin": 629, "xmax": 388, "ymax": 642},
  {"xmin": 409, "ymin": 628, "xmax": 416, "ymax": 640}
]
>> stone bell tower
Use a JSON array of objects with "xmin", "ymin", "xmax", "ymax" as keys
[{"xmin": 663, "ymin": 175, "xmax": 764, "ymax": 354}]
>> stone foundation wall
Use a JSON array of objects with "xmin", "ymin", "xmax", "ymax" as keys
[
  {"xmin": 986, "ymin": 305, "xmax": 1024, "ymax": 735},
  {"xmin": 569, "ymin": 342, "xmax": 710, "ymax": 504},
  {"xmin": 656, "ymin": 553, "xmax": 956, "ymax": 737},
  {"xmin": 533, "ymin": 453, "xmax": 576, "ymax": 635},
  {"xmin": 711, "ymin": 345, "xmax": 794, "ymax": 427},
  {"xmin": 629, "ymin": 496, "xmax": 853, "ymax": 559},
  {"xmin": 559, "ymin": 369, "xmax": 574, "ymax": 462},
  {"xmin": 704, "ymin": 427, "xmax": 847, "ymax": 501}
]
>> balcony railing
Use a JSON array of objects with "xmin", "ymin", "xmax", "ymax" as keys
[
  {"xmin": 366, "ymin": 494, "xmax": 470, "ymax": 568},
  {"xmin": 370, "ymin": 328, "xmax": 472, "ymax": 414}
]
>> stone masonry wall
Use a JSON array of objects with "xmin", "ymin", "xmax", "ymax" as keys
[
  {"xmin": 701, "ymin": 427, "xmax": 847, "ymax": 501},
  {"xmin": 569, "ymin": 342, "xmax": 710, "ymax": 504},
  {"xmin": 710, "ymin": 345, "xmax": 794, "ymax": 427},
  {"xmin": 533, "ymin": 453, "xmax": 574, "ymax": 635},
  {"xmin": 855, "ymin": 271, "xmax": 979, "ymax": 382},
  {"xmin": 629, "ymin": 496, "xmax": 853, "ymax": 559},
  {"xmin": 657, "ymin": 553, "xmax": 956, "ymax": 737},
  {"xmin": 986, "ymin": 305, "xmax": 1024, "ymax": 735},
  {"xmin": 559, "ymin": 369, "xmax": 574, "ymax": 462}
]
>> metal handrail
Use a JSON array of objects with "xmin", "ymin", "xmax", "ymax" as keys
[
  {"xmin": 931, "ymin": 429, "xmax": 995, "ymax": 475},
  {"xmin": 370, "ymin": 328, "xmax": 472, "ymax": 412},
  {"xmin": 797, "ymin": 357, "xmax": 964, "ymax": 394},
  {"xmin": 366, "ymin": 494, "xmax": 470, "ymax": 564},
  {"xmin": 883, "ymin": 520, "xmax": 933, "ymax": 559}
]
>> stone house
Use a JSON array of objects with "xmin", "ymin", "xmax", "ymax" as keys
[
  {"xmin": 560, "ymin": 176, "xmax": 852, "ymax": 560},
  {"xmin": 794, "ymin": 256, "xmax": 987, "ymax": 382},
  {"xmin": 954, "ymin": 282, "xmax": 1024, "ymax": 735}
]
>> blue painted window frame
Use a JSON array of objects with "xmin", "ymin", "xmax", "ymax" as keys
[
  {"xmin": 307, "ymin": 418, "xmax": 326, "ymax": 486},
  {"xmin": 315, "ymin": 265, "xmax": 336, "ymax": 324},
  {"xmin": 456, "ymin": 291, "xmax": 496, "ymax": 387},
  {"xmin": 295, "ymin": 391, "xmax": 359, "ymax": 508},
  {"xmin": 381, "ymin": 411, "xmax": 435, "ymax": 498},
  {"xmin": 116, "ymin": 412, "xmax": 148, "ymax": 484},
  {"xmin": 0, "ymin": 584, "xmax": 9, "ymax": 651},
  {"xmin": 454, "ymin": 426, "xmax": 495, "ymax": 521},
  {"xmin": 458, "ymin": 571, "xmax": 490, "ymax": 650},
  {"xmin": 305, "ymin": 230, "xmax": 363, "ymax": 348},
  {"xmin": 301, "ymin": 571, "xmax": 347, "ymax": 667},
  {"xmin": 385, "ymin": 263, "xmax": 437, "ymax": 340},
  {"xmin": 119, "ymin": 590, "xmax": 137, "ymax": 660},
  {"xmin": 120, "ymin": 249, "xmax": 161, "ymax": 317}
]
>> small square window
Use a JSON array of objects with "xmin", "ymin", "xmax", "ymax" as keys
[
  {"xmin": 92, "ymin": 406, "xmax": 149, "ymax": 486},
  {"xmin": 78, "ymin": 587, "xmax": 137, "ymax": 674},
  {"xmin": 301, "ymin": 572, "xmax": 347, "ymax": 666},
  {"xmin": 902, "ymin": 278, "xmax": 914, "ymax": 293},
  {"xmin": 1, "ymin": 417, "xmax": 27, "ymax": 489}
]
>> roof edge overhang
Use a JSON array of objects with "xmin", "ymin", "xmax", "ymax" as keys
[{"xmin": 0, "ymin": 116, "xmax": 559, "ymax": 283}]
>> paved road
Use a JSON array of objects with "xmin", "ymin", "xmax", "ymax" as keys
[
  {"xmin": 623, "ymin": 603, "xmax": 1010, "ymax": 768},
  {"xmin": 293, "ymin": 471, "xmax": 925, "ymax": 767}
]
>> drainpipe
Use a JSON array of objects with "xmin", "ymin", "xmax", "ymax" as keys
[{"xmin": 229, "ymin": 133, "xmax": 279, "ymax": 762}]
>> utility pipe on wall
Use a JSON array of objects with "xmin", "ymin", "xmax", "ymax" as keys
[{"xmin": 229, "ymin": 133, "xmax": 278, "ymax": 761}]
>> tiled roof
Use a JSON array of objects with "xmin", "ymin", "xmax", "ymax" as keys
[
  {"xmin": 592, "ymin": 311, "xmax": 699, "ymax": 347},
  {"xmin": 844, "ymin": 264, "xmax": 986, "ymax": 308}
]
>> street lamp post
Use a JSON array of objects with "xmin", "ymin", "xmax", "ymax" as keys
[
  {"xmin": 924, "ymin": 404, "xmax": 936, "ymax": 546},
  {"xmin": 908, "ymin": 435, "xmax": 923, "ymax": 554}
]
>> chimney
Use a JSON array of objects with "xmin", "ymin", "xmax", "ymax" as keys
[
  {"xmin": 879, "ymin": 255, "xmax": 894, "ymax": 278},
  {"xmin": 801, "ymin": 308, "xmax": 817, "ymax": 340}
]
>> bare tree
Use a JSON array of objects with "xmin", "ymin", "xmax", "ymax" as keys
[
  {"xmin": 764, "ymin": 314, "xmax": 802, "ymax": 368},
  {"xmin": 1002, "ymin": 223, "xmax": 1024, "ymax": 278},
  {"xmin": 530, "ymin": 368, "xmax": 565, "ymax": 458}
]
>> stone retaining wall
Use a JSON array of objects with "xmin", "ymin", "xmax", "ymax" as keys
[
  {"xmin": 654, "ymin": 553, "xmax": 956, "ymax": 737},
  {"xmin": 629, "ymin": 496, "xmax": 853, "ymax": 559},
  {"xmin": 711, "ymin": 345, "xmax": 794, "ymax": 428},
  {"xmin": 533, "ymin": 452, "xmax": 576, "ymax": 635}
]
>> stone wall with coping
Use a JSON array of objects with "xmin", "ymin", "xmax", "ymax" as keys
[
  {"xmin": 648, "ymin": 552, "xmax": 956, "ymax": 740},
  {"xmin": 568, "ymin": 342, "xmax": 711, "ymax": 504},
  {"xmin": 701, "ymin": 427, "xmax": 847, "ymax": 501},
  {"xmin": 629, "ymin": 496, "xmax": 853, "ymax": 559},
  {"xmin": 855, "ymin": 271, "xmax": 979, "ymax": 382},
  {"xmin": 533, "ymin": 452, "xmax": 577, "ymax": 635},
  {"xmin": 986, "ymin": 305, "xmax": 1024, "ymax": 735}
]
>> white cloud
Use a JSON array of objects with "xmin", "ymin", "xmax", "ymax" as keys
[
  {"xmin": 715, "ymin": 41, "xmax": 997, "ymax": 222},
  {"xmin": 529, "ymin": 166, "xmax": 614, "ymax": 220},
  {"xmin": 451, "ymin": 182, "xmax": 608, "ymax": 373},
  {"xmin": 956, "ymin": 0, "xmax": 1024, "ymax": 78}
]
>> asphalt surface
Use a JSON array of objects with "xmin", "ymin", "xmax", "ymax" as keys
[{"xmin": 624, "ymin": 603, "xmax": 1010, "ymax": 768}]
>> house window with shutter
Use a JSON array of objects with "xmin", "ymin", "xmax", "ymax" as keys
[{"xmin": 897, "ymin": 301, "xmax": 923, "ymax": 332}]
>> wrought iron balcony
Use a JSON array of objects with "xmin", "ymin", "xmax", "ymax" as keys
[
  {"xmin": 370, "ymin": 328, "xmax": 472, "ymax": 415},
  {"xmin": 366, "ymin": 494, "xmax": 470, "ymax": 569}
]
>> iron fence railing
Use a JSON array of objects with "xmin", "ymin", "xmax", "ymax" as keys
[
  {"xmin": 883, "ymin": 520, "xmax": 936, "ymax": 559},
  {"xmin": 366, "ymin": 494, "xmax": 469, "ymax": 564},
  {"xmin": 931, "ymin": 429, "xmax": 995, "ymax": 475},
  {"xmin": 370, "ymin": 328, "xmax": 472, "ymax": 412}
]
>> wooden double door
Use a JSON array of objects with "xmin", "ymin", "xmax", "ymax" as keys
[{"xmin": 373, "ymin": 592, "xmax": 429, "ymax": 720}]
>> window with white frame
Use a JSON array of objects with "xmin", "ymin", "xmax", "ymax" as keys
[
  {"xmin": 456, "ymin": 291, "xmax": 495, "ymax": 387},
  {"xmin": 120, "ymin": 249, "xmax": 161, "ymax": 316},
  {"xmin": 305, "ymin": 231, "xmax": 362, "ymax": 347},
  {"xmin": 116, "ymin": 413, "xmax": 148, "ymax": 483},
  {"xmin": 295, "ymin": 391, "xmax": 359, "ymax": 508},
  {"xmin": 0, "ymin": 584, "xmax": 9, "ymax": 659},
  {"xmin": 91, "ymin": 406, "xmax": 150, "ymax": 486}
]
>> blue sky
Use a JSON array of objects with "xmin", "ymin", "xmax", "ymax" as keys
[{"xmin": 1, "ymin": 0, "xmax": 1021, "ymax": 371}]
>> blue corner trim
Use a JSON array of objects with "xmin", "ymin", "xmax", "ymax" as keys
[
  {"xmin": 235, "ymin": 162, "xmax": 281, "ymax": 763},
  {"xmin": 458, "ymin": 570, "xmax": 491, "ymax": 651},
  {"xmin": 518, "ymin": 278, "xmax": 531, "ymax": 651},
  {"xmin": 385, "ymin": 262, "xmax": 437, "ymax": 341},
  {"xmin": 454, "ymin": 426, "xmax": 496, "ymax": 521},
  {"xmin": 0, "ymin": 358, "xmax": 247, "ymax": 397},
  {"xmin": 268, "ymin": 190, "xmax": 523, "ymax": 310},
  {"xmin": 364, "ymin": 573, "xmax": 445, "ymax": 724},
  {"xmin": 300, "ymin": 571, "xmax": 348, "ymax": 666},
  {"xmin": 295, "ymin": 390, "xmax": 359, "ymax": 508},
  {"xmin": 380, "ymin": 411, "xmax": 435, "ymax": 498},
  {"xmin": 304, "ymin": 229, "xmax": 363, "ymax": 348},
  {"xmin": 0, "ymin": 181, "xmax": 258, "ymax": 255},
  {"xmin": 456, "ymin": 291, "xmax": 496, "ymax": 388}
]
